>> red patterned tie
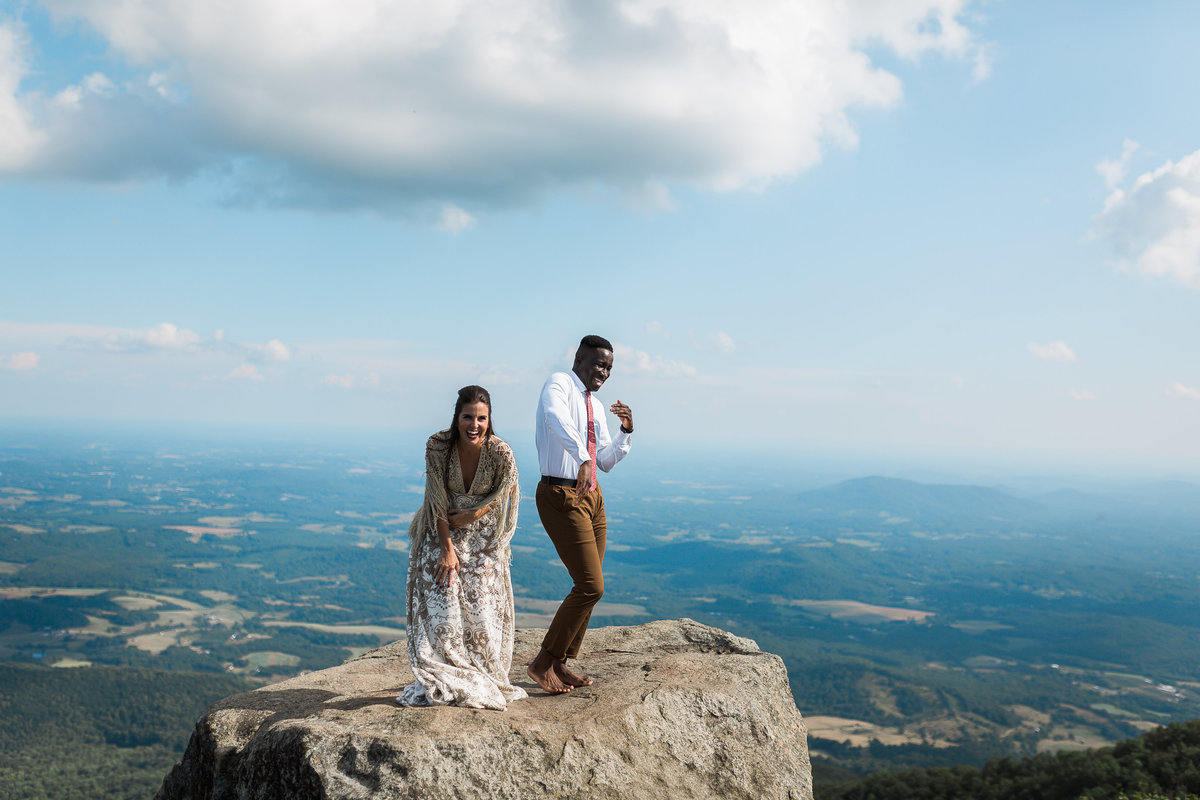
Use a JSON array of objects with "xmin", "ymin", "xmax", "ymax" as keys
[{"xmin": 585, "ymin": 390, "xmax": 597, "ymax": 491}]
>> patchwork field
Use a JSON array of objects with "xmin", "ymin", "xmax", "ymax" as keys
[{"xmin": 785, "ymin": 598, "xmax": 935, "ymax": 624}]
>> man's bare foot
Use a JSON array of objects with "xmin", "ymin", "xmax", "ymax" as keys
[
  {"xmin": 527, "ymin": 649, "xmax": 572, "ymax": 694},
  {"xmin": 554, "ymin": 659, "xmax": 593, "ymax": 687}
]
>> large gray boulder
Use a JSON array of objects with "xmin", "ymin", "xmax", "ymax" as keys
[{"xmin": 156, "ymin": 619, "xmax": 812, "ymax": 800}]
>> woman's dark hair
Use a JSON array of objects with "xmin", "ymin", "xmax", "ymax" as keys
[
  {"xmin": 439, "ymin": 385, "xmax": 494, "ymax": 487},
  {"xmin": 447, "ymin": 385, "xmax": 494, "ymax": 445}
]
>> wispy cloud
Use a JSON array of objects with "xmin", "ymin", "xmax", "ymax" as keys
[
  {"xmin": 1167, "ymin": 382, "xmax": 1200, "ymax": 400},
  {"xmin": 1070, "ymin": 389, "xmax": 1096, "ymax": 401},
  {"xmin": 96, "ymin": 322, "xmax": 201, "ymax": 353},
  {"xmin": 0, "ymin": 351, "xmax": 39, "ymax": 370},
  {"xmin": 252, "ymin": 339, "xmax": 292, "ymax": 363},
  {"xmin": 1027, "ymin": 341, "xmax": 1077, "ymax": 363},
  {"xmin": 614, "ymin": 344, "xmax": 696, "ymax": 378},
  {"xmin": 477, "ymin": 367, "xmax": 520, "ymax": 386},
  {"xmin": 437, "ymin": 204, "xmax": 476, "ymax": 234},
  {"xmin": 53, "ymin": 322, "xmax": 292, "ymax": 364},
  {"xmin": 322, "ymin": 371, "xmax": 384, "ymax": 390},
  {"xmin": 708, "ymin": 331, "xmax": 735, "ymax": 354},
  {"xmin": 1095, "ymin": 139, "xmax": 1140, "ymax": 190},
  {"xmin": 0, "ymin": 2, "xmax": 986, "ymax": 216},
  {"xmin": 227, "ymin": 363, "xmax": 263, "ymax": 381}
]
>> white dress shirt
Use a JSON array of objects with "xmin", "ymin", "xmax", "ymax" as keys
[{"xmin": 535, "ymin": 370, "xmax": 632, "ymax": 480}]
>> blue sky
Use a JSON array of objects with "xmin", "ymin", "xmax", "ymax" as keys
[{"xmin": 2, "ymin": 1, "xmax": 1200, "ymax": 475}]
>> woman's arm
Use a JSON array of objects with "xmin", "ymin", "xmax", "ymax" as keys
[
  {"xmin": 445, "ymin": 439, "xmax": 510, "ymax": 528},
  {"xmin": 447, "ymin": 504, "xmax": 494, "ymax": 528},
  {"xmin": 434, "ymin": 513, "xmax": 460, "ymax": 585},
  {"xmin": 423, "ymin": 435, "xmax": 460, "ymax": 586}
]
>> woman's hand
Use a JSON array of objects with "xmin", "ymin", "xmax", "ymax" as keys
[
  {"xmin": 435, "ymin": 542, "xmax": 460, "ymax": 587},
  {"xmin": 447, "ymin": 503, "xmax": 494, "ymax": 529}
]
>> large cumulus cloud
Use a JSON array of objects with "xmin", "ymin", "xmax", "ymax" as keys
[
  {"xmin": 1094, "ymin": 145, "xmax": 1200, "ymax": 289},
  {"xmin": 1, "ymin": 0, "xmax": 984, "ymax": 215}
]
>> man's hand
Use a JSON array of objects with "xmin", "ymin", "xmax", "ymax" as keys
[
  {"xmin": 571, "ymin": 460, "xmax": 594, "ymax": 507},
  {"xmin": 610, "ymin": 400, "xmax": 634, "ymax": 433}
]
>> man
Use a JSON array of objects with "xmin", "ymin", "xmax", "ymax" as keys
[{"xmin": 527, "ymin": 335, "xmax": 634, "ymax": 694}]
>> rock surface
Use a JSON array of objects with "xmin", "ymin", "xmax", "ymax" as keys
[{"xmin": 156, "ymin": 618, "xmax": 812, "ymax": 800}]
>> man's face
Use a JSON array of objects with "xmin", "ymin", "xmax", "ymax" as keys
[{"xmin": 573, "ymin": 347, "xmax": 613, "ymax": 392}]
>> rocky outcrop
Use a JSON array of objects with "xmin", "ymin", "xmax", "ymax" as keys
[{"xmin": 156, "ymin": 619, "xmax": 812, "ymax": 800}]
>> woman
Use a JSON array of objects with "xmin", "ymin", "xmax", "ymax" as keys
[{"xmin": 397, "ymin": 385, "xmax": 527, "ymax": 709}]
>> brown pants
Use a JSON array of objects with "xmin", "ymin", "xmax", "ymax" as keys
[{"xmin": 536, "ymin": 482, "xmax": 607, "ymax": 661}]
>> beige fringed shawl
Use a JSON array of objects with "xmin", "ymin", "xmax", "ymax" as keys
[{"xmin": 407, "ymin": 430, "xmax": 520, "ymax": 548}]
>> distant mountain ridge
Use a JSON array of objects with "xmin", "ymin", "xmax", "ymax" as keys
[
  {"xmin": 798, "ymin": 476, "xmax": 1040, "ymax": 523},
  {"xmin": 797, "ymin": 475, "xmax": 1200, "ymax": 529}
]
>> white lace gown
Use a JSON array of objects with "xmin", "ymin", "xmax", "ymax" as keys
[{"xmin": 398, "ymin": 440, "xmax": 527, "ymax": 710}]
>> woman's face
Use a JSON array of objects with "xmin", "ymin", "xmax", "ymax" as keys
[{"xmin": 457, "ymin": 401, "xmax": 490, "ymax": 448}]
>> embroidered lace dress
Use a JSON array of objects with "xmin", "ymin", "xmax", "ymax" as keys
[{"xmin": 398, "ymin": 434, "xmax": 527, "ymax": 710}]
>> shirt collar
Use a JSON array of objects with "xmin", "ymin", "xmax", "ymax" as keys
[{"xmin": 567, "ymin": 369, "xmax": 589, "ymax": 395}]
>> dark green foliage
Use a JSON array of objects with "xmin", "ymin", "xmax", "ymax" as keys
[
  {"xmin": 0, "ymin": 663, "xmax": 252, "ymax": 800},
  {"xmin": 0, "ymin": 597, "xmax": 91, "ymax": 630},
  {"xmin": 823, "ymin": 720, "xmax": 1200, "ymax": 800}
]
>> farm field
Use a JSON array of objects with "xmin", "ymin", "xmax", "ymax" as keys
[{"xmin": 2, "ymin": 426, "xmax": 1199, "ymax": 788}]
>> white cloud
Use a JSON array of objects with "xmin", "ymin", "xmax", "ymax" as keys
[
  {"xmin": 436, "ymin": 204, "xmax": 476, "ymax": 233},
  {"xmin": 255, "ymin": 338, "xmax": 292, "ymax": 362},
  {"xmin": 478, "ymin": 367, "xmax": 521, "ymax": 386},
  {"xmin": 96, "ymin": 322, "xmax": 202, "ymax": 353},
  {"xmin": 147, "ymin": 71, "xmax": 179, "ymax": 101},
  {"xmin": 970, "ymin": 41, "xmax": 994, "ymax": 83},
  {"xmin": 644, "ymin": 321, "xmax": 666, "ymax": 336},
  {"xmin": 0, "ymin": 351, "xmax": 39, "ymax": 370},
  {"xmin": 1095, "ymin": 139, "xmax": 1139, "ymax": 190},
  {"xmin": 614, "ymin": 343, "xmax": 696, "ymax": 377},
  {"xmin": 2, "ymin": 1, "xmax": 985, "ymax": 215},
  {"xmin": 321, "ymin": 370, "xmax": 388, "ymax": 389},
  {"xmin": 1027, "ymin": 340, "xmax": 1077, "ymax": 363},
  {"xmin": 709, "ymin": 331, "xmax": 735, "ymax": 354},
  {"xmin": 1094, "ymin": 147, "xmax": 1200, "ymax": 289},
  {"xmin": 7, "ymin": 321, "xmax": 292, "ymax": 368},
  {"xmin": 144, "ymin": 322, "xmax": 199, "ymax": 348},
  {"xmin": 1167, "ymin": 382, "xmax": 1200, "ymax": 400},
  {"xmin": 0, "ymin": 22, "xmax": 41, "ymax": 170},
  {"xmin": 227, "ymin": 363, "xmax": 263, "ymax": 381},
  {"xmin": 1070, "ymin": 389, "xmax": 1095, "ymax": 401},
  {"xmin": 82, "ymin": 72, "xmax": 116, "ymax": 97}
]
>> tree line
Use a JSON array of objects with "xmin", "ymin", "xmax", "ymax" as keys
[{"xmin": 821, "ymin": 719, "xmax": 1200, "ymax": 800}]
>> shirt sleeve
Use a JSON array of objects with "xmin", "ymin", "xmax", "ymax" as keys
[{"xmin": 541, "ymin": 373, "xmax": 591, "ymax": 465}]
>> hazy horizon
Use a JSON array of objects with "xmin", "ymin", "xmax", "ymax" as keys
[
  {"xmin": 4, "ymin": 2, "xmax": 1200, "ymax": 472},
  {"xmin": 4, "ymin": 416, "xmax": 1198, "ymax": 494}
]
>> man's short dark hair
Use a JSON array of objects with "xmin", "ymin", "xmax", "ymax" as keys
[{"xmin": 578, "ymin": 334, "xmax": 613, "ymax": 354}]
